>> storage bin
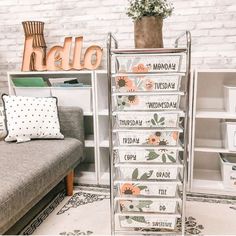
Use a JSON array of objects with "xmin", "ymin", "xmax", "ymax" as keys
[
  {"xmin": 221, "ymin": 122, "xmax": 236, "ymax": 151},
  {"xmin": 115, "ymin": 164, "xmax": 182, "ymax": 180},
  {"xmin": 116, "ymin": 180, "xmax": 180, "ymax": 197},
  {"xmin": 118, "ymin": 213, "xmax": 179, "ymax": 229},
  {"xmin": 224, "ymin": 85, "xmax": 236, "ymax": 113},
  {"xmin": 51, "ymin": 87, "xmax": 92, "ymax": 112},
  {"xmin": 114, "ymin": 74, "xmax": 182, "ymax": 92},
  {"xmin": 14, "ymin": 87, "xmax": 51, "ymax": 97},
  {"xmin": 115, "ymin": 129, "xmax": 181, "ymax": 146},
  {"xmin": 116, "ymin": 54, "xmax": 182, "ymax": 73},
  {"xmin": 220, "ymin": 153, "xmax": 236, "ymax": 189},
  {"xmin": 114, "ymin": 147, "xmax": 179, "ymax": 163},
  {"xmin": 115, "ymin": 111, "xmax": 181, "ymax": 128},
  {"xmin": 117, "ymin": 197, "xmax": 180, "ymax": 214},
  {"xmin": 114, "ymin": 93, "xmax": 181, "ymax": 111}
]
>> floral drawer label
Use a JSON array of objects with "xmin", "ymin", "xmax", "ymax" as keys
[
  {"xmin": 115, "ymin": 75, "xmax": 181, "ymax": 92},
  {"xmin": 118, "ymin": 166, "xmax": 179, "ymax": 180},
  {"xmin": 117, "ymin": 112, "xmax": 179, "ymax": 128},
  {"xmin": 119, "ymin": 199, "xmax": 177, "ymax": 213},
  {"xmin": 118, "ymin": 131, "xmax": 179, "ymax": 146},
  {"xmin": 116, "ymin": 94, "xmax": 180, "ymax": 111},
  {"xmin": 117, "ymin": 149, "xmax": 178, "ymax": 163},
  {"xmin": 116, "ymin": 55, "xmax": 181, "ymax": 73},
  {"xmin": 119, "ymin": 215, "xmax": 176, "ymax": 229},
  {"xmin": 119, "ymin": 182, "xmax": 178, "ymax": 197}
]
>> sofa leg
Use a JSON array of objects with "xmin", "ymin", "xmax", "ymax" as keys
[{"xmin": 66, "ymin": 170, "xmax": 74, "ymax": 196}]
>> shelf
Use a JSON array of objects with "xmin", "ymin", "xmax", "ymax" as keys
[
  {"xmin": 85, "ymin": 135, "xmax": 95, "ymax": 147},
  {"xmin": 100, "ymin": 140, "xmax": 109, "ymax": 148},
  {"xmin": 195, "ymin": 138, "xmax": 236, "ymax": 153},
  {"xmin": 84, "ymin": 111, "xmax": 93, "ymax": 116},
  {"xmin": 192, "ymin": 169, "xmax": 236, "ymax": 196},
  {"xmin": 74, "ymin": 163, "xmax": 97, "ymax": 185},
  {"xmin": 98, "ymin": 109, "xmax": 109, "ymax": 116},
  {"xmin": 196, "ymin": 109, "xmax": 236, "ymax": 119}
]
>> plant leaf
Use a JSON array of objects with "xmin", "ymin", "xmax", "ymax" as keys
[
  {"xmin": 131, "ymin": 216, "xmax": 146, "ymax": 223},
  {"xmin": 140, "ymin": 170, "xmax": 153, "ymax": 180},
  {"xmin": 162, "ymin": 153, "xmax": 167, "ymax": 163},
  {"xmin": 154, "ymin": 113, "xmax": 158, "ymax": 123},
  {"xmin": 167, "ymin": 154, "xmax": 176, "ymax": 163},
  {"xmin": 137, "ymin": 200, "xmax": 153, "ymax": 209},
  {"xmin": 151, "ymin": 119, "xmax": 156, "ymax": 126},
  {"xmin": 138, "ymin": 185, "xmax": 147, "ymax": 190},
  {"xmin": 132, "ymin": 168, "xmax": 139, "ymax": 179},
  {"xmin": 147, "ymin": 151, "xmax": 159, "ymax": 160},
  {"xmin": 159, "ymin": 117, "xmax": 165, "ymax": 123}
]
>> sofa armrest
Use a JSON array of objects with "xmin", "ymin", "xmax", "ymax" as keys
[{"xmin": 58, "ymin": 106, "xmax": 84, "ymax": 144}]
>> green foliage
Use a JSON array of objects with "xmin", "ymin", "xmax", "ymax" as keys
[{"xmin": 127, "ymin": 0, "xmax": 174, "ymax": 20}]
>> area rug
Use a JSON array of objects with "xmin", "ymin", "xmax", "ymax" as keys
[{"xmin": 20, "ymin": 186, "xmax": 236, "ymax": 235}]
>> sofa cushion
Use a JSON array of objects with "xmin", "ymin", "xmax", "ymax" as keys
[{"xmin": 0, "ymin": 138, "xmax": 83, "ymax": 233}]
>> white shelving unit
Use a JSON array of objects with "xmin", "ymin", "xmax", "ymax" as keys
[
  {"xmin": 7, "ymin": 70, "xmax": 110, "ymax": 185},
  {"xmin": 190, "ymin": 69, "xmax": 236, "ymax": 196}
]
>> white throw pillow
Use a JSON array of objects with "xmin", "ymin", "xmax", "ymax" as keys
[
  {"xmin": 0, "ymin": 106, "xmax": 7, "ymax": 140},
  {"xmin": 2, "ymin": 95, "xmax": 64, "ymax": 143}
]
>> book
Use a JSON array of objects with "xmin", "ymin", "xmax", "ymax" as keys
[{"xmin": 12, "ymin": 77, "xmax": 47, "ymax": 87}]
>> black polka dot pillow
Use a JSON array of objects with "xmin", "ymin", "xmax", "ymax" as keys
[
  {"xmin": 2, "ymin": 94, "xmax": 64, "ymax": 143},
  {"xmin": 0, "ymin": 106, "xmax": 7, "ymax": 140}
]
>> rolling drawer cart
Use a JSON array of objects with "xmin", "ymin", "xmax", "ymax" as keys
[{"xmin": 107, "ymin": 31, "xmax": 191, "ymax": 235}]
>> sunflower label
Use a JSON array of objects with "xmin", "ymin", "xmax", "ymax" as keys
[
  {"xmin": 146, "ymin": 101, "xmax": 177, "ymax": 109},
  {"xmin": 119, "ymin": 119, "xmax": 143, "ymax": 127},
  {"xmin": 122, "ymin": 137, "xmax": 140, "ymax": 144},
  {"xmin": 155, "ymin": 82, "xmax": 176, "ymax": 90},
  {"xmin": 152, "ymin": 63, "xmax": 176, "ymax": 71}
]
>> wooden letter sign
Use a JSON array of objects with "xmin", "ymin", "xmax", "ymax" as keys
[{"xmin": 22, "ymin": 36, "xmax": 103, "ymax": 71}]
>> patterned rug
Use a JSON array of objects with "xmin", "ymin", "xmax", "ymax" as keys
[{"xmin": 20, "ymin": 186, "xmax": 236, "ymax": 235}]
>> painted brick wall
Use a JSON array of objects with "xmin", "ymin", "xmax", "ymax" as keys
[{"xmin": 0, "ymin": 0, "xmax": 236, "ymax": 95}]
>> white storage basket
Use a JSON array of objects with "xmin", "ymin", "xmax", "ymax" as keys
[
  {"xmin": 14, "ymin": 87, "xmax": 51, "ymax": 97},
  {"xmin": 114, "ymin": 147, "xmax": 179, "ymax": 163},
  {"xmin": 115, "ymin": 111, "xmax": 181, "ymax": 128},
  {"xmin": 221, "ymin": 122, "xmax": 236, "ymax": 151},
  {"xmin": 220, "ymin": 153, "xmax": 236, "ymax": 189},
  {"xmin": 114, "ymin": 74, "xmax": 182, "ymax": 92},
  {"xmin": 115, "ymin": 164, "xmax": 182, "ymax": 181},
  {"xmin": 224, "ymin": 85, "xmax": 236, "ymax": 113},
  {"xmin": 114, "ymin": 93, "xmax": 181, "ymax": 111},
  {"xmin": 116, "ymin": 181, "xmax": 180, "ymax": 197},
  {"xmin": 51, "ymin": 87, "xmax": 92, "ymax": 112},
  {"xmin": 115, "ymin": 129, "xmax": 181, "ymax": 146},
  {"xmin": 117, "ymin": 197, "xmax": 180, "ymax": 214},
  {"xmin": 116, "ymin": 54, "xmax": 182, "ymax": 73},
  {"xmin": 118, "ymin": 213, "xmax": 179, "ymax": 229}
]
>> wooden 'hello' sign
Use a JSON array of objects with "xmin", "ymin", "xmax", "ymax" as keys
[{"xmin": 22, "ymin": 36, "xmax": 103, "ymax": 71}]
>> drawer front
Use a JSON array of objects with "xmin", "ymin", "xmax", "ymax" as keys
[
  {"xmin": 117, "ymin": 130, "xmax": 180, "ymax": 146},
  {"xmin": 115, "ymin": 148, "xmax": 178, "ymax": 163},
  {"xmin": 115, "ymin": 94, "xmax": 180, "ymax": 111},
  {"xmin": 116, "ymin": 112, "xmax": 179, "ymax": 128},
  {"xmin": 116, "ymin": 165, "xmax": 181, "ymax": 181},
  {"xmin": 118, "ymin": 198, "xmax": 179, "ymax": 214},
  {"xmin": 118, "ymin": 214, "xmax": 178, "ymax": 229},
  {"xmin": 116, "ymin": 54, "xmax": 182, "ymax": 73},
  {"xmin": 117, "ymin": 182, "xmax": 180, "ymax": 197},
  {"xmin": 115, "ymin": 75, "xmax": 181, "ymax": 92}
]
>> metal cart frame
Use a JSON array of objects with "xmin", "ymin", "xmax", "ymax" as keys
[{"xmin": 107, "ymin": 31, "xmax": 192, "ymax": 235}]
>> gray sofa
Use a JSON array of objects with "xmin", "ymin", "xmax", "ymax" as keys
[{"xmin": 0, "ymin": 106, "xmax": 84, "ymax": 234}]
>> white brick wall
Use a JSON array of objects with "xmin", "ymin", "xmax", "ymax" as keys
[{"xmin": 0, "ymin": 0, "xmax": 236, "ymax": 95}]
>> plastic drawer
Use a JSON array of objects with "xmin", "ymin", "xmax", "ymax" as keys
[
  {"xmin": 115, "ymin": 111, "xmax": 181, "ymax": 128},
  {"xmin": 115, "ymin": 54, "xmax": 182, "ymax": 73},
  {"xmin": 114, "ymin": 93, "xmax": 181, "ymax": 111},
  {"xmin": 114, "ymin": 74, "xmax": 182, "ymax": 92},
  {"xmin": 116, "ymin": 180, "xmax": 181, "ymax": 197}
]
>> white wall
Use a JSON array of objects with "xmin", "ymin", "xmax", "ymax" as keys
[{"xmin": 0, "ymin": 0, "xmax": 236, "ymax": 95}]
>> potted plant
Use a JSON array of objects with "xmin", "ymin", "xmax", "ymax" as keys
[{"xmin": 127, "ymin": 0, "xmax": 174, "ymax": 48}]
